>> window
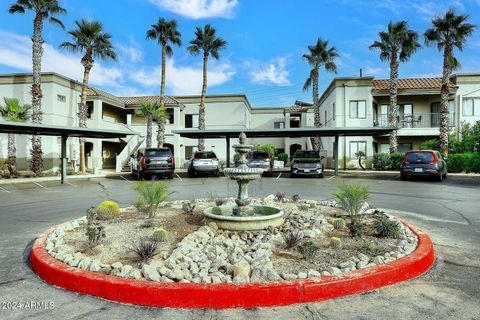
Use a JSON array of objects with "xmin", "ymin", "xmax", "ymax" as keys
[
  {"xmin": 463, "ymin": 98, "xmax": 480, "ymax": 116},
  {"xmin": 324, "ymin": 110, "xmax": 327, "ymax": 124},
  {"xmin": 86, "ymin": 101, "xmax": 93, "ymax": 119},
  {"xmin": 332, "ymin": 102, "xmax": 336, "ymax": 120},
  {"xmin": 185, "ymin": 114, "xmax": 199, "ymax": 128},
  {"xmin": 167, "ymin": 108, "xmax": 174, "ymax": 124},
  {"xmin": 380, "ymin": 143, "xmax": 412, "ymax": 154},
  {"xmin": 57, "ymin": 94, "xmax": 66, "ymax": 103},
  {"xmin": 350, "ymin": 100, "xmax": 366, "ymax": 118},
  {"xmin": 274, "ymin": 121, "xmax": 285, "ymax": 129},
  {"xmin": 350, "ymin": 141, "xmax": 367, "ymax": 158},
  {"xmin": 290, "ymin": 114, "xmax": 301, "ymax": 128}
]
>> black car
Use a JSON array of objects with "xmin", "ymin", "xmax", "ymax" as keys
[
  {"xmin": 400, "ymin": 150, "xmax": 447, "ymax": 182},
  {"xmin": 290, "ymin": 150, "xmax": 324, "ymax": 178},
  {"xmin": 131, "ymin": 147, "xmax": 175, "ymax": 180}
]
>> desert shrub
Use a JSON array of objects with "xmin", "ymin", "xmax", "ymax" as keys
[
  {"xmin": 332, "ymin": 218, "xmax": 345, "ymax": 230},
  {"xmin": 133, "ymin": 181, "xmax": 172, "ymax": 218},
  {"xmin": 291, "ymin": 194, "xmax": 300, "ymax": 202},
  {"xmin": 298, "ymin": 241, "xmax": 320, "ymax": 260},
  {"xmin": 140, "ymin": 219, "xmax": 155, "ymax": 228},
  {"xmin": 277, "ymin": 153, "xmax": 289, "ymax": 163},
  {"xmin": 215, "ymin": 198, "xmax": 227, "ymax": 206},
  {"xmin": 95, "ymin": 200, "xmax": 120, "ymax": 220},
  {"xmin": 282, "ymin": 230, "xmax": 304, "ymax": 248},
  {"xmin": 332, "ymin": 184, "xmax": 370, "ymax": 220},
  {"xmin": 349, "ymin": 220, "xmax": 364, "ymax": 238},
  {"xmin": 357, "ymin": 241, "xmax": 383, "ymax": 256},
  {"xmin": 297, "ymin": 204, "xmax": 310, "ymax": 211},
  {"xmin": 275, "ymin": 192, "xmax": 286, "ymax": 202},
  {"xmin": 330, "ymin": 237, "xmax": 342, "ymax": 249},
  {"xmin": 85, "ymin": 207, "xmax": 105, "ymax": 246},
  {"xmin": 373, "ymin": 214, "xmax": 401, "ymax": 238},
  {"xmin": 182, "ymin": 201, "xmax": 196, "ymax": 214},
  {"xmin": 131, "ymin": 237, "xmax": 160, "ymax": 262},
  {"xmin": 420, "ymin": 139, "xmax": 438, "ymax": 150},
  {"xmin": 152, "ymin": 227, "xmax": 168, "ymax": 242}
]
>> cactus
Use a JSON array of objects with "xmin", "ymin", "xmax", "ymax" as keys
[
  {"xmin": 333, "ymin": 218, "xmax": 346, "ymax": 230},
  {"xmin": 86, "ymin": 207, "xmax": 105, "ymax": 246},
  {"xmin": 152, "ymin": 227, "xmax": 168, "ymax": 242},
  {"xmin": 141, "ymin": 219, "xmax": 155, "ymax": 228},
  {"xmin": 309, "ymin": 202, "xmax": 317, "ymax": 208},
  {"xmin": 330, "ymin": 237, "xmax": 342, "ymax": 249},
  {"xmin": 211, "ymin": 206, "xmax": 222, "ymax": 215},
  {"xmin": 96, "ymin": 200, "xmax": 121, "ymax": 220},
  {"xmin": 298, "ymin": 241, "xmax": 320, "ymax": 260},
  {"xmin": 182, "ymin": 201, "xmax": 196, "ymax": 214}
]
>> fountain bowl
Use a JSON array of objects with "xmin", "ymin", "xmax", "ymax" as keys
[{"xmin": 204, "ymin": 205, "xmax": 284, "ymax": 231}]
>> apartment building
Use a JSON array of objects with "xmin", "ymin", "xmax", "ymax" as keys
[{"xmin": 1, "ymin": 72, "xmax": 479, "ymax": 172}]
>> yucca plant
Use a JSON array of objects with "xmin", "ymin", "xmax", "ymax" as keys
[
  {"xmin": 332, "ymin": 184, "xmax": 370, "ymax": 238},
  {"xmin": 282, "ymin": 230, "xmax": 304, "ymax": 249},
  {"xmin": 131, "ymin": 237, "xmax": 160, "ymax": 263},
  {"xmin": 132, "ymin": 181, "xmax": 173, "ymax": 218}
]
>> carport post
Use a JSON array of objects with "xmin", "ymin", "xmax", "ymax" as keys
[
  {"xmin": 226, "ymin": 136, "xmax": 231, "ymax": 168},
  {"xmin": 334, "ymin": 135, "xmax": 339, "ymax": 176},
  {"xmin": 60, "ymin": 135, "xmax": 68, "ymax": 184}
]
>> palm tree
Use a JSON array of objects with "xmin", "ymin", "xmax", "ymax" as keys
[
  {"xmin": 60, "ymin": 19, "xmax": 117, "ymax": 173},
  {"xmin": 370, "ymin": 21, "xmax": 421, "ymax": 153},
  {"xmin": 9, "ymin": 0, "xmax": 66, "ymax": 176},
  {"xmin": 187, "ymin": 24, "xmax": 227, "ymax": 151},
  {"xmin": 425, "ymin": 9, "xmax": 476, "ymax": 155},
  {"xmin": 303, "ymin": 38, "xmax": 338, "ymax": 151},
  {"xmin": 135, "ymin": 102, "xmax": 160, "ymax": 148},
  {"xmin": 146, "ymin": 18, "xmax": 182, "ymax": 148},
  {"xmin": 153, "ymin": 105, "xmax": 169, "ymax": 148},
  {"xmin": 0, "ymin": 98, "xmax": 31, "ymax": 176}
]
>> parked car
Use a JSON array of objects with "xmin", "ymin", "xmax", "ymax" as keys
[
  {"xmin": 131, "ymin": 147, "xmax": 175, "ymax": 180},
  {"xmin": 400, "ymin": 150, "xmax": 447, "ymax": 182},
  {"xmin": 246, "ymin": 151, "xmax": 273, "ymax": 176},
  {"xmin": 290, "ymin": 150, "xmax": 324, "ymax": 178},
  {"xmin": 188, "ymin": 151, "xmax": 220, "ymax": 177}
]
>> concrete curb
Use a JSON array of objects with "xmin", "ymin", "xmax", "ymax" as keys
[{"xmin": 30, "ymin": 221, "xmax": 434, "ymax": 309}]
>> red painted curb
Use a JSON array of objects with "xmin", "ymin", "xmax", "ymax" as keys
[{"xmin": 30, "ymin": 221, "xmax": 434, "ymax": 309}]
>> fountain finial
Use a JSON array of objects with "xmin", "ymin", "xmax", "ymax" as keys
[{"xmin": 239, "ymin": 132, "xmax": 247, "ymax": 144}]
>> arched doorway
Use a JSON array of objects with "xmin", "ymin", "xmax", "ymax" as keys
[
  {"xmin": 289, "ymin": 143, "xmax": 302, "ymax": 158},
  {"xmin": 164, "ymin": 143, "xmax": 174, "ymax": 155}
]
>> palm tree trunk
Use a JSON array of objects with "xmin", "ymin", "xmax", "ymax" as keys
[
  {"xmin": 146, "ymin": 115, "xmax": 153, "ymax": 148},
  {"xmin": 312, "ymin": 67, "xmax": 320, "ymax": 151},
  {"xmin": 198, "ymin": 52, "xmax": 208, "ymax": 151},
  {"xmin": 7, "ymin": 133, "xmax": 17, "ymax": 177},
  {"xmin": 389, "ymin": 53, "xmax": 399, "ymax": 154},
  {"xmin": 157, "ymin": 44, "xmax": 166, "ymax": 148},
  {"xmin": 79, "ymin": 52, "xmax": 93, "ymax": 173},
  {"xmin": 30, "ymin": 13, "xmax": 44, "ymax": 176},
  {"xmin": 439, "ymin": 45, "xmax": 451, "ymax": 156}
]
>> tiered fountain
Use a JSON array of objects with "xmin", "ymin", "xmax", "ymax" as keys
[{"xmin": 203, "ymin": 132, "xmax": 284, "ymax": 230}]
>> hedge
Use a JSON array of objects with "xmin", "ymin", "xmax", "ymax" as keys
[
  {"xmin": 446, "ymin": 153, "xmax": 480, "ymax": 173},
  {"xmin": 372, "ymin": 153, "xmax": 404, "ymax": 171}
]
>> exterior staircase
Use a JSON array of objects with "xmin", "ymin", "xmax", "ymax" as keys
[{"xmin": 115, "ymin": 134, "xmax": 145, "ymax": 173}]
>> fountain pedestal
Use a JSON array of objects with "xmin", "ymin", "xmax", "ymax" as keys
[{"xmin": 203, "ymin": 132, "xmax": 284, "ymax": 231}]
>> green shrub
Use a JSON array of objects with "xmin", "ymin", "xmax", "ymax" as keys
[
  {"xmin": 373, "ymin": 215, "xmax": 401, "ymax": 238},
  {"xmin": 132, "ymin": 181, "xmax": 172, "ymax": 218},
  {"xmin": 390, "ymin": 153, "xmax": 404, "ymax": 170},
  {"xmin": 420, "ymin": 139, "xmax": 438, "ymax": 150},
  {"xmin": 332, "ymin": 218, "xmax": 345, "ymax": 230},
  {"xmin": 372, "ymin": 153, "xmax": 404, "ymax": 171},
  {"xmin": 253, "ymin": 144, "xmax": 277, "ymax": 159},
  {"xmin": 141, "ymin": 219, "xmax": 155, "ymax": 228},
  {"xmin": 332, "ymin": 184, "xmax": 370, "ymax": 220},
  {"xmin": 95, "ymin": 200, "xmax": 120, "ymax": 220},
  {"xmin": 277, "ymin": 153, "xmax": 289, "ymax": 163},
  {"xmin": 152, "ymin": 227, "xmax": 168, "ymax": 242},
  {"xmin": 357, "ymin": 241, "xmax": 383, "ymax": 256},
  {"xmin": 349, "ymin": 220, "xmax": 364, "ymax": 238},
  {"xmin": 447, "ymin": 153, "xmax": 480, "ymax": 173},
  {"xmin": 330, "ymin": 237, "xmax": 342, "ymax": 249},
  {"xmin": 449, "ymin": 121, "xmax": 480, "ymax": 153},
  {"xmin": 298, "ymin": 241, "xmax": 320, "ymax": 260}
]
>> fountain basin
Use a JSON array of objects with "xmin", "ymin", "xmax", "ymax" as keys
[{"xmin": 204, "ymin": 205, "xmax": 284, "ymax": 231}]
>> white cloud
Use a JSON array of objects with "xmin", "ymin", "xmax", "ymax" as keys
[
  {"xmin": 116, "ymin": 44, "xmax": 143, "ymax": 64},
  {"xmin": 0, "ymin": 31, "xmax": 123, "ymax": 87},
  {"xmin": 148, "ymin": 0, "xmax": 238, "ymax": 19},
  {"xmin": 249, "ymin": 57, "xmax": 291, "ymax": 86},
  {"xmin": 363, "ymin": 66, "xmax": 386, "ymax": 77},
  {"xmin": 132, "ymin": 58, "xmax": 236, "ymax": 95}
]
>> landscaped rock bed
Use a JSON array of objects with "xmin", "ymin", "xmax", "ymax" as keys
[{"xmin": 45, "ymin": 197, "xmax": 418, "ymax": 284}]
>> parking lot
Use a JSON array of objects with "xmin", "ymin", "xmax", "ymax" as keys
[{"xmin": 0, "ymin": 174, "xmax": 479, "ymax": 319}]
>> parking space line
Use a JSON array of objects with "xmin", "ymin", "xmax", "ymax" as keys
[
  {"xmin": 120, "ymin": 176, "xmax": 132, "ymax": 183},
  {"xmin": 276, "ymin": 173, "xmax": 282, "ymax": 179},
  {"xmin": 65, "ymin": 181, "xmax": 76, "ymax": 187},
  {"xmin": 0, "ymin": 186, "xmax": 10, "ymax": 193},
  {"xmin": 327, "ymin": 176, "xmax": 335, "ymax": 181},
  {"xmin": 33, "ymin": 182, "xmax": 48, "ymax": 190},
  {"xmin": 175, "ymin": 173, "xmax": 183, "ymax": 182}
]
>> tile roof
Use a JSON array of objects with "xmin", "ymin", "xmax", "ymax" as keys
[
  {"xmin": 284, "ymin": 100, "xmax": 313, "ymax": 113},
  {"xmin": 120, "ymin": 96, "xmax": 180, "ymax": 106},
  {"xmin": 86, "ymin": 87, "xmax": 125, "ymax": 105},
  {"xmin": 372, "ymin": 78, "xmax": 456, "ymax": 91}
]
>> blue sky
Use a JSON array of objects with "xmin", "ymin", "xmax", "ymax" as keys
[{"xmin": 0, "ymin": 0, "xmax": 479, "ymax": 107}]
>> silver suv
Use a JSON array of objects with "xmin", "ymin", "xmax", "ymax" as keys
[
  {"xmin": 291, "ymin": 150, "xmax": 324, "ymax": 178},
  {"xmin": 188, "ymin": 151, "xmax": 220, "ymax": 177}
]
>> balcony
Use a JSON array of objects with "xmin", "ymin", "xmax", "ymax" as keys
[{"xmin": 374, "ymin": 113, "xmax": 455, "ymax": 128}]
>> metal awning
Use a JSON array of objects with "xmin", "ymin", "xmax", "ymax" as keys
[
  {"xmin": 173, "ymin": 127, "xmax": 396, "ymax": 139},
  {"xmin": 0, "ymin": 121, "xmax": 136, "ymax": 183}
]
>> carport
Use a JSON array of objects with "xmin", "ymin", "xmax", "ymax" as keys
[
  {"xmin": 173, "ymin": 127, "xmax": 395, "ymax": 176},
  {"xmin": 0, "ymin": 122, "xmax": 135, "ymax": 184}
]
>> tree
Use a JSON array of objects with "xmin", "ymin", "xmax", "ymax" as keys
[
  {"xmin": 187, "ymin": 24, "xmax": 227, "ymax": 151},
  {"xmin": 425, "ymin": 9, "xmax": 476, "ymax": 156},
  {"xmin": 303, "ymin": 38, "xmax": 338, "ymax": 151},
  {"xmin": 135, "ymin": 102, "xmax": 160, "ymax": 148},
  {"xmin": 9, "ymin": 0, "xmax": 66, "ymax": 176},
  {"xmin": 153, "ymin": 105, "xmax": 169, "ymax": 148},
  {"xmin": 0, "ymin": 98, "xmax": 31, "ymax": 176},
  {"xmin": 60, "ymin": 19, "xmax": 117, "ymax": 173},
  {"xmin": 146, "ymin": 18, "xmax": 182, "ymax": 148},
  {"xmin": 370, "ymin": 21, "xmax": 421, "ymax": 153}
]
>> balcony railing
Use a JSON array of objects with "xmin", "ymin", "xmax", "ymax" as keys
[{"xmin": 374, "ymin": 113, "xmax": 455, "ymax": 128}]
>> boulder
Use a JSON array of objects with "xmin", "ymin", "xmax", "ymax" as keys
[{"xmin": 142, "ymin": 264, "xmax": 160, "ymax": 281}]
